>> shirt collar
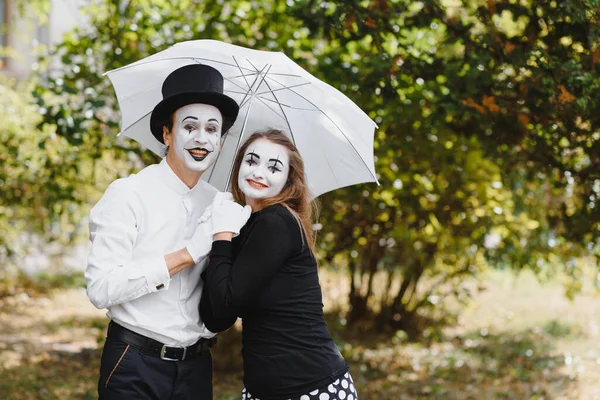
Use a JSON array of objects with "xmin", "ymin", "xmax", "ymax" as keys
[{"xmin": 158, "ymin": 158, "xmax": 206, "ymax": 195}]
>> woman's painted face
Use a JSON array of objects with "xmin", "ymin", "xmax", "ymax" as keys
[
  {"xmin": 165, "ymin": 103, "xmax": 223, "ymax": 173},
  {"xmin": 238, "ymin": 139, "xmax": 290, "ymax": 201}
]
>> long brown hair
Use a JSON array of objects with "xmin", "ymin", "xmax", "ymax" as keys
[{"xmin": 230, "ymin": 129, "xmax": 319, "ymax": 254}]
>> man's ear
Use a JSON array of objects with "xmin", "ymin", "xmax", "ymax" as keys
[{"xmin": 162, "ymin": 126, "xmax": 170, "ymax": 146}]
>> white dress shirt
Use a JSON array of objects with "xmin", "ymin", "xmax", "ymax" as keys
[{"xmin": 85, "ymin": 158, "xmax": 217, "ymax": 346}]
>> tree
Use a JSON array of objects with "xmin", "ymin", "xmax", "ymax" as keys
[
  {"xmin": 0, "ymin": 75, "xmax": 87, "ymax": 273},
  {"xmin": 290, "ymin": 0, "xmax": 600, "ymax": 333},
  {"xmin": 29, "ymin": 0, "xmax": 600, "ymax": 337},
  {"xmin": 0, "ymin": 1, "xmax": 134, "ymax": 280}
]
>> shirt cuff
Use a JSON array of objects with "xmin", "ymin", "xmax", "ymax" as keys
[
  {"xmin": 127, "ymin": 255, "xmax": 171, "ymax": 292},
  {"xmin": 210, "ymin": 240, "xmax": 233, "ymax": 258}
]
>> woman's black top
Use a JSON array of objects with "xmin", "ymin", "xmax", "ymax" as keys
[{"xmin": 200, "ymin": 204, "xmax": 348, "ymax": 399}]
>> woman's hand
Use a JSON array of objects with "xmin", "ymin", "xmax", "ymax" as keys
[{"xmin": 210, "ymin": 192, "xmax": 252, "ymax": 236}]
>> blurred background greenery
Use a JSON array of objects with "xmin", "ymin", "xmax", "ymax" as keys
[{"xmin": 1, "ymin": 0, "xmax": 600, "ymax": 398}]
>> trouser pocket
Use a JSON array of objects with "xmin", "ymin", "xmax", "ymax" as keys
[{"xmin": 98, "ymin": 338, "xmax": 131, "ymax": 391}]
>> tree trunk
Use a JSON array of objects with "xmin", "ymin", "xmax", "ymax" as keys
[
  {"xmin": 347, "ymin": 258, "xmax": 369, "ymax": 323},
  {"xmin": 347, "ymin": 239, "xmax": 381, "ymax": 323}
]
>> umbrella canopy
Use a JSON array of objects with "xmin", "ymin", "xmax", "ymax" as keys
[{"xmin": 105, "ymin": 39, "xmax": 378, "ymax": 198}]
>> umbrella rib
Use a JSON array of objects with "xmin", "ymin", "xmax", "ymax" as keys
[
  {"xmin": 226, "ymin": 70, "xmax": 305, "ymax": 82},
  {"xmin": 238, "ymin": 64, "xmax": 270, "ymax": 109},
  {"xmin": 261, "ymin": 72, "xmax": 305, "ymax": 78},
  {"xmin": 245, "ymin": 58, "xmax": 305, "ymax": 79},
  {"xmin": 245, "ymin": 58, "xmax": 268, "ymax": 75},
  {"xmin": 224, "ymin": 78, "xmax": 256, "ymax": 94},
  {"xmin": 233, "ymin": 56, "xmax": 255, "ymax": 94},
  {"xmin": 252, "ymin": 94, "xmax": 292, "ymax": 124},
  {"xmin": 235, "ymin": 62, "xmax": 278, "ymax": 114},
  {"xmin": 263, "ymin": 76, "xmax": 378, "ymax": 183},
  {"xmin": 225, "ymin": 89, "xmax": 253, "ymax": 95},
  {"xmin": 240, "ymin": 65, "xmax": 292, "ymax": 124},
  {"xmin": 322, "ymin": 144, "xmax": 341, "ymax": 190},
  {"xmin": 252, "ymin": 62, "xmax": 274, "ymax": 90},
  {"xmin": 232, "ymin": 56, "xmax": 270, "ymax": 108},
  {"xmin": 226, "ymin": 71, "xmax": 265, "ymax": 80},
  {"xmin": 256, "ymin": 96, "xmax": 319, "ymax": 111},
  {"xmin": 246, "ymin": 59, "xmax": 300, "ymax": 127},
  {"xmin": 119, "ymin": 110, "xmax": 153, "ymax": 136},
  {"xmin": 260, "ymin": 76, "xmax": 296, "ymax": 146},
  {"xmin": 225, "ymin": 69, "xmax": 301, "ymax": 96},
  {"xmin": 224, "ymin": 75, "xmax": 260, "ymax": 93},
  {"xmin": 238, "ymin": 96, "xmax": 253, "ymax": 110},
  {"xmin": 199, "ymin": 57, "xmax": 262, "ymax": 107},
  {"xmin": 256, "ymin": 82, "xmax": 312, "ymax": 96}
]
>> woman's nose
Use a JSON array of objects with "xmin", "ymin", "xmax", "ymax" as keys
[{"xmin": 252, "ymin": 169, "xmax": 265, "ymax": 180}]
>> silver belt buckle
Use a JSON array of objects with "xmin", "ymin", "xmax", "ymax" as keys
[{"xmin": 160, "ymin": 344, "xmax": 187, "ymax": 361}]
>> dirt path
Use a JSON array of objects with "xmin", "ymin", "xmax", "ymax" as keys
[{"xmin": 0, "ymin": 289, "xmax": 106, "ymax": 370}]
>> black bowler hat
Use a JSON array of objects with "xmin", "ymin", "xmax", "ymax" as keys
[{"xmin": 150, "ymin": 64, "xmax": 239, "ymax": 143}]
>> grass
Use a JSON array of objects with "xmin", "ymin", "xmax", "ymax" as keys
[{"xmin": 2, "ymin": 268, "xmax": 600, "ymax": 399}]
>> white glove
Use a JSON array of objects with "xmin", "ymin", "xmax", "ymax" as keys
[
  {"xmin": 197, "ymin": 204, "xmax": 213, "ymax": 224},
  {"xmin": 198, "ymin": 192, "xmax": 233, "ymax": 224},
  {"xmin": 185, "ymin": 219, "xmax": 213, "ymax": 264},
  {"xmin": 211, "ymin": 192, "xmax": 252, "ymax": 235}
]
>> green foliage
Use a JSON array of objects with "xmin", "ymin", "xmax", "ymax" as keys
[
  {"xmin": 286, "ymin": 0, "xmax": 600, "ymax": 332},
  {"xmin": 0, "ymin": 76, "xmax": 86, "ymax": 269}
]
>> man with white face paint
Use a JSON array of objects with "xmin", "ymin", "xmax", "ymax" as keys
[
  {"xmin": 86, "ymin": 64, "xmax": 252, "ymax": 400},
  {"xmin": 168, "ymin": 103, "xmax": 222, "ymax": 170}
]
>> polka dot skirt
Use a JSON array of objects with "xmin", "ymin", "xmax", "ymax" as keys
[{"xmin": 242, "ymin": 371, "xmax": 358, "ymax": 400}]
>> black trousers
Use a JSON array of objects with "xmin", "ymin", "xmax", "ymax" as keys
[{"xmin": 98, "ymin": 336, "xmax": 213, "ymax": 400}]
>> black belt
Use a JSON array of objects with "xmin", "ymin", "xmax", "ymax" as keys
[{"xmin": 107, "ymin": 321, "xmax": 216, "ymax": 361}]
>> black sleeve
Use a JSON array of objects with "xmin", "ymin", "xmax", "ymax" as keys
[
  {"xmin": 199, "ymin": 272, "xmax": 237, "ymax": 332},
  {"xmin": 205, "ymin": 211, "xmax": 297, "ymax": 318}
]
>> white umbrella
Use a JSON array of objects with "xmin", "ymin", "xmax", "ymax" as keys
[{"xmin": 104, "ymin": 39, "xmax": 378, "ymax": 198}]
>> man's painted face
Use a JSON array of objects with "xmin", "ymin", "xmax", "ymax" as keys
[
  {"xmin": 238, "ymin": 139, "xmax": 290, "ymax": 201},
  {"xmin": 166, "ymin": 103, "xmax": 223, "ymax": 173}
]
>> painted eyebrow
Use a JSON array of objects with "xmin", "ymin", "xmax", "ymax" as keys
[
  {"xmin": 268, "ymin": 159, "xmax": 284, "ymax": 167},
  {"xmin": 181, "ymin": 117, "xmax": 221, "ymax": 124},
  {"xmin": 247, "ymin": 152, "xmax": 260, "ymax": 159}
]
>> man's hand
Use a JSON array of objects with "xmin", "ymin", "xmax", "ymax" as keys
[{"xmin": 211, "ymin": 192, "xmax": 252, "ymax": 236}]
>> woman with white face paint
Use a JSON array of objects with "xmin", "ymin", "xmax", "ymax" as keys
[{"xmin": 200, "ymin": 129, "xmax": 359, "ymax": 400}]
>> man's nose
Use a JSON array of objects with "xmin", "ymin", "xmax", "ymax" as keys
[{"xmin": 194, "ymin": 128, "xmax": 209, "ymax": 144}]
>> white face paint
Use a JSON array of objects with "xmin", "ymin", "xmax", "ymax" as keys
[
  {"xmin": 165, "ymin": 103, "xmax": 223, "ymax": 173},
  {"xmin": 238, "ymin": 139, "xmax": 290, "ymax": 202}
]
